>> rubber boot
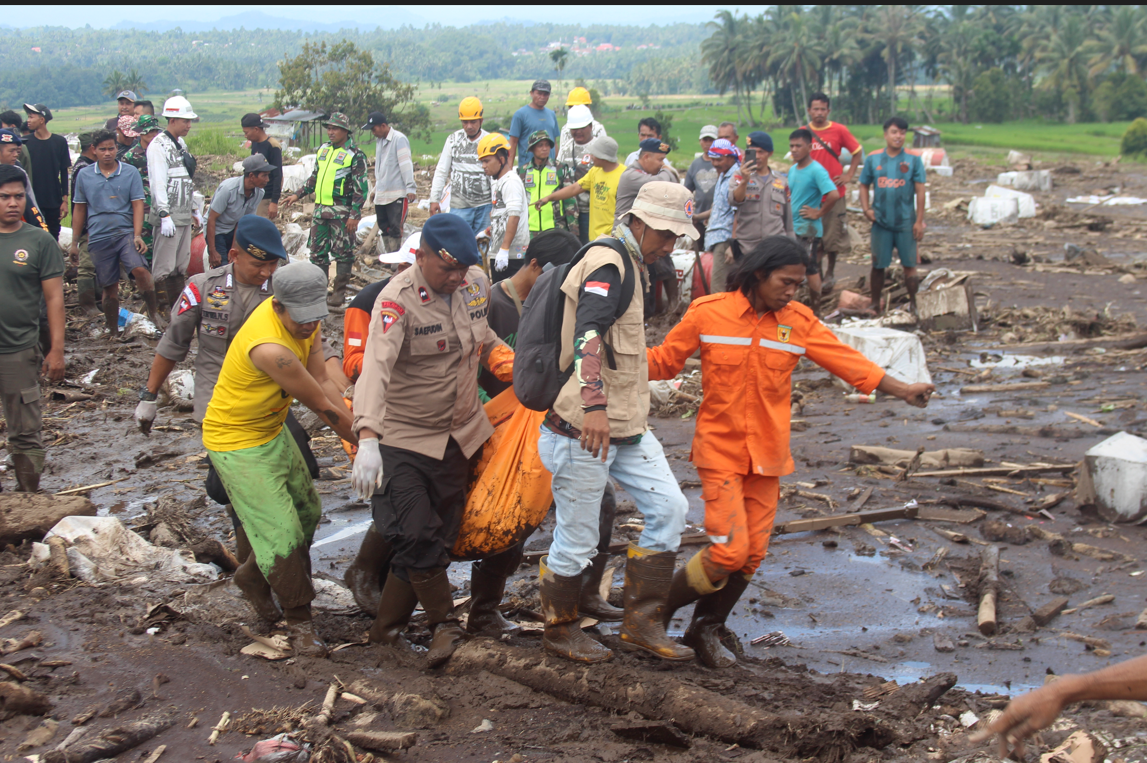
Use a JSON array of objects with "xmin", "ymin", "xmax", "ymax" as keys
[
  {"xmin": 410, "ymin": 568, "xmax": 466, "ymax": 668},
  {"xmin": 165, "ymin": 274, "xmax": 187, "ymax": 312},
  {"xmin": 231, "ymin": 510, "xmax": 252, "ymax": 564},
  {"xmin": 344, "ymin": 523, "xmax": 392, "ymax": 617},
  {"xmin": 684, "ymin": 572, "xmax": 751, "ymax": 669},
  {"xmin": 327, "ymin": 260, "xmax": 352, "ymax": 311},
  {"xmin": 368, "ymin": 571, "xmax": 419, "ymax": 646},
  {"xmin": 618, "ymin": 544, "xmax": 695, "ymax": 661},
  {"xmin": 662, "ymin": 549, "xmax": 726, "ymax": 629},
  {"xmin": 467, "ymin": 545, "xmax": 523, "ymax": 636},
  {"xmin": 77, "ymin": 277, "xmax": 99, "ymax": 317},
  {"xmin": 234, "ymin": 554, "xmax": 282, "ymax": 623},
  {"xmin": 539, "ymin": 556, "xmax": 612, "ymax": 663},
  {"xmin": 382, "ymin": 235, "xmax": 401, "ymax": 257},
  {"xmin": 153, "ymin": 278, "xmax": 169, "ymax": 314},
  {"xmin": 579, "ymin": 483, "xmax": 624, "ymax": 621},
  {"xmin": 283, "ymin": 604, "xmax": 328, "ymax": 658},
  {"xmin": 11, "ymin": 454, "xmax": 40, "ymax": 493}
]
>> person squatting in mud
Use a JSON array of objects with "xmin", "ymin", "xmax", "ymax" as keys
[
  {"xmin": 645, "ymin": 235, "xmax": 935, "ymax": 668},
  {"xmin": 350, "ymin": 213, "xmax": 514, "ymax": 669}
]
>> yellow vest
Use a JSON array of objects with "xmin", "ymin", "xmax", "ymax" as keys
[
  {"xmin": 521, "ymin": 163, "xmax": 561, "ymax": 233},
  {"xmin": 315, "ymin": 142, "xmax": 355, "ymax": 206},
  {"xmin": 202, "ymin": 300, "xmax": 316, "ymax": 452}
]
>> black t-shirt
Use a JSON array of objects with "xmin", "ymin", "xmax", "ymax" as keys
[
  {"xmin": 347, "ymin": 277, "xmax": 390, "ymax": 315},
  {"xmin": 478, "ymin": 282, "xmax": 521, "ymax": 397},
  {"xmin": 24, "ymin": 133, "xmax": 70, "ymax": 207},
  {"xmin": 250, "ymin": 138, "xmax": 283, "ymax": 203}
]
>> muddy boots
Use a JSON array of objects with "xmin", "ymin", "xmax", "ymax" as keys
[
  {"xmin": 234, "ymin": 554, "xmax": 282, "ymax": 623},
  {"xmin": 369, "ymin": 571, "xmax": 420, "ymax": 646},
  {"xmin": 327, "ymin": 260, "xmax": 353, "ymax": 312},
  {"xmin": 11, "ymin": 453, "xmax": 41, "ymax": 493},
  {"xmin": 410, "ymin": 568, "xmax": 466, "ymax": 668},
  {"xmin": 163, "ymin": 273, "xmax": 186, "ymax": 313},
  {"xmin": 467, "ymin": 544, "xmax": 523, "ymax": 636},
  {"xmin": 283, "ymin": 603, "xmax": 328, "ymax": 658},
  {"xmin": 344, "ymin": 523, "xmax": 393, "ymax": 617},
  {"xmin": 618, "ymin": 544, "xmax": 695, "ymax": 661},
  {"xmin": 539, "ymin": 556, "xmax": 612, "ymax": 663},
  {"xmin": 77, "ymin": 277, "xmax": 99, "ymax": 317},
  {"xmin": 663, "ymin": 550, "xmax": 749, "ymax": 669},
  {"xmin": 579, "ymin": 482, "xmax": 624, "ymax": 621}
]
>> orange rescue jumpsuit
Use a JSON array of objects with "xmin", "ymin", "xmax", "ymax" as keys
[{"xmin": 647, "ymin": 289, "xmax": 885, "ymax": 577}]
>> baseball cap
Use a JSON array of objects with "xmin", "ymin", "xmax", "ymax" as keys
[
  {"xmin": 0, "ymin": 129, "xmax": 23, "ymax": 147},
  {"xmin": 699, "ymin": 125, "xmax": 719, "ymax": 140},
  {"xmin": 638, "ymin": 137, "xmax": 670, "ymax": 155},
  {"xmin": 234, "ymin": 214, "xmax": 288, "ymax": 262},
  {"xmin": 241, "ymin": 154, "xmax": 276, "ymax": 174},
  {"xmin": 116, "ymin": 90, "xmax": 137, "ymax": 102},
  {"xmin": 272, "ymin": 261, "xmax": 329, "ymax": 324},
  {"xmin": 531, "ymin": 79, "xmax": 552, "ymax": 94},
  {"xmin": 630, "ymin": 182, "xmax": 701, "ymax": 240},
  {"xmin": 707, "ymin": 138, "xmax": 737, "ymax": 158},
  {"xmin": 566, "ymin": 104, "xmax": 593, "ymax": 130},
  {"xmin": 421, "ymin": 213, "xmax": 481, "ymax": 267},
  {"xmin": 380, "ymin": 232, "xmax": 421, "ymax": 265},
  {"xmin": 362, "ymin": 112, "xmax": 388, "ymax": 130},
  {"xmin": 117, "ymin": 115, "xmax": 140, "ymax": 138},
  {"xmin": 23, "ymin": 103, "xmax": 51, "ymax": 122},
  {"xmin": 240, "ymin": 112, "xmax": 266, "ymax": 129},
  {"xmin": 747, "ymin": 131, "xmax": 774, "ymax": 152},
  {"xmin": 587, "ymin": 135, "xmax": 618, "ymax": 163}
]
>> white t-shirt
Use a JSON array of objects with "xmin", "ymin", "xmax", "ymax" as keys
[{"xmin": 490, "ymin": 171, "xmax": 530, "ymax": 260}]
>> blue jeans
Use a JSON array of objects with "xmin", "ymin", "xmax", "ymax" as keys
[
  {"xmin": 214, "ymin": 230, "xmax": 235, "ymax": 262},
  {"xmin": 538, "ymin": 425, "xmax": 688, "ymax": 579},
  {"xmin": 449, "ymin": 204, "xmax": 492, "ymax": 236}
]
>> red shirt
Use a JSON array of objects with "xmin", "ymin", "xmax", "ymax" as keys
[{"xmin": 803, "ymin": 121, "xmax": 861, "ymax": 198}]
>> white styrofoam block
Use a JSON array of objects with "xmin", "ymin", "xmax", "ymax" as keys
[
  {"xmin": 985, "ymin": 184, "xmax": 1036, "ymax": 218},
  {"xmin": 1085, "ymin": 432, "xmax": 1147, "ymax": 524},
  {"xmin": 968, "ymin": 196, "xmax": 1019, "ymax": 226},
  {"xmin": 830, "ymin": 325, "xmax": 933, "ymax": 388}
]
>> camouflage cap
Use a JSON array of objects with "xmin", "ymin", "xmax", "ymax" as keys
[
  {"xmin": 526, "ymin": 129, "xmax": 553, "ymax": 151},
  {"xmin": 134, "ymin": 114, "xmax": 162, "ymax": 134},
  {"xmin": 323, "ymin": 112, "xmax": 354, "ymax": 131}
]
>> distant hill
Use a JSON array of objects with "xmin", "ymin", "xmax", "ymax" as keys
[{"xmin": 110, "ymin": 10, "xmax": 428, "ymax": 33}]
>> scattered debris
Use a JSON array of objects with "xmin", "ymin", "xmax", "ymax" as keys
[
  {"xmin": 611, "ymin": 720, "xmax": 692, "ymax": 748},
  {"xmin": 1076, "ymin": 432, "xmax": 1147, "ymax": 524},
  {"xmin": 977, "ymin": 545, "xmax": 1001, "ymax": 636}
]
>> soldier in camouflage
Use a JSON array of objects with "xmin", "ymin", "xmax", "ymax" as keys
[
  {"xmin": 121, "ymin": 114, "xmax": 161, "ymax": 262},
  {"xmin": 282, "ymin": 112, "xmax": 368, "ymax": 310},
  {"xmin": 516, "ymin": 129, "xmax": 577, "ymax": 238}
]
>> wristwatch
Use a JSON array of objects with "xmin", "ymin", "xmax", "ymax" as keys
[
  {"xmin": 158, "ymin": 210, "xmax": 170, "ymax": 218},
  {"xmin": 139, "ymin": 388, "xmax": 158, "ymax": 402}
]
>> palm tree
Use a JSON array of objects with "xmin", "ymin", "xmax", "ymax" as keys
[
  {"xmin": 869, "ymin": 5, "xmax": 922, "ymax": 113},
  {"xmin": 102, "ymin": 70, "xmax": 127, "ymax": 98},
  {"xmin": 702, "ymin": 10, "xmax": 747, "ymax": 123},
  {"xmin": 1085, "ymin": 6, "xmax": 1147, "ymax": 77},
  {"xmin": 939, "ymin": 20, "xmax": 977, "ymax": 123},
  {"xmin": 123, "ymin": 68, "xmax": 149, "ymax": 96},
  {"xmin": 766, "ymin": 6, "xmax": 823, "ymax": 120},
  {"xmin": 1035, "ymin": 13, "xmax": 1090, "ymax": 123},
  {"xmin": 549, "ymin": 47, "xmax": 569, "ymax": 91}
]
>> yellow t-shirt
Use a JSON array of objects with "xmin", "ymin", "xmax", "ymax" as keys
[
  {"xmin": 202, "ymin": 299, "xmax": 317, "ymax": 452},
  {"xmin": 578, "ymin": 164, "xmax": 626, "ymax": 240}
]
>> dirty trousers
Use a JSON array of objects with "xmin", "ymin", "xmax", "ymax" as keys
[
  {"xmin": 370, "ymin": 437, "xmax": 475, "ymax": 581},
  {"xmin": 538, "ymin": 426, "xmax": 688, "ymax": 579},
  {"xmin": 308, "ymin": 209, "xmax": 356, "ymax": 267},
  {"xmin": 696, "ymin": 468, "xmax": 779, "ymax": 577},
  {"xmin": 0, "ymin": 347, "xmax": 45, "ymax": 459},
  {"xmin": 207, "ymin": 426, "xmax": 321, "ymax": 608},
  {"xmin": 151, "ymin": 224, "xmax": 193, "ymax": 280}
]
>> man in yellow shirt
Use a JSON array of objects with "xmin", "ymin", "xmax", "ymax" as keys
[
  {"xmin": 202, "ymin": 261, "xmax": 358, "ymax": 657},
  {"xmin": 535, "ymin": 136, "xmax": 623, "ymax": 242}
]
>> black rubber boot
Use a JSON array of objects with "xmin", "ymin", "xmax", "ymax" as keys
[
  {"xmin": 234, "ymin": 554, "xmax": 282, "ymax": 623},
  {"xmin": 684, "ymin": 572, "xmax": 752, "ymax": 669},
  {"xmin": 283, "ymin": 603, "xmax": 328, "ymax": 658},
  {"xmin": 619, "ymin": 544, "xmax": 695, "ymax": 661},
  {"xmin": 77, "ymin": 277, "xmax": 99, "ymax": 317},
  {"xmin": 327, "ymin": 260, "xmax": 353, "ymax": 311},
  {"xmin": 662, "ymin": 548, "xmax": 727, "ymax": 628},
  {"xmin": 539, "ymin": 556, "xmax": 612, "ymax": 663},
  {"xmin": 165, "ymin": 274, "xmax": 187, "ymax": 312},
  {"xmin": 368, "ymin": 571, "xmax": 419, "ymax": 646},
  {"xmin": 11, "ymin": 454, "xmax": 40, "ymax": 493},
  {"xmin": 579, "ymin": 482, "xmax": 624, "ymax": 620},
  {"xmin": 467, "ymin": 544, "xmax": 523, "ymax": 636},
  {"xmin": 410, "ymin": 568, "xmax": 466, "ymax": 668},
  {"xmin": 344, "ymin": 523, "xmax": 392, "ymax": 617}
]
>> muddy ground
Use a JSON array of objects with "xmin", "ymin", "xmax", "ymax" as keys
[{"xmin": 0, "ymin": 157, "xmax": 1146, "ymax": 762}]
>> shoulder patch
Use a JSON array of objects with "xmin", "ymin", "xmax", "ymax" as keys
[
  {"xmin": 176, "ymin": 283, "xmax": 201, "ymax": 315},
  {"xmin": 418, "ymin": 286, "xmax": 431, "ymax": 303},
  {"xmin": 377, "ymin": 301, "xmax": 405, "ymax": 334}
]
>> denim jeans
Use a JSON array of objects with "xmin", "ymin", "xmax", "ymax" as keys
[
  {"xmin": 538, "ymin": 425, "xmax": 688, "ymax": 579},
  {"xmin": 449, "ymin": 204, "xmax": 492, "ymax": 236}
]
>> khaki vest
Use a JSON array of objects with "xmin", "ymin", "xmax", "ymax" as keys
[{"xmin": 553, "ymin": 244, "xmax": 649, "ymax": 438}]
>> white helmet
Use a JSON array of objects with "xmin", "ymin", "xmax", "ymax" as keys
[
  {"xmin": 566, "ymin": 104, "xmax": 593, "ymax": 130},
  {"xmin": 162, "ymin": 95, "xmax": 198, "ymax": 120}
]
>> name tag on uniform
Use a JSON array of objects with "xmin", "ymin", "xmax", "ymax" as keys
[
  {"xmin": 523, "ymin": 173, "xmax": 535, "ymax": 189},
  {"xmin": 335, "ymin": 151, "xmax": 348, "ymax": 163},
  {"xmin": 318, "ymin": 148, "xmax": 329, "ymax": 160}
]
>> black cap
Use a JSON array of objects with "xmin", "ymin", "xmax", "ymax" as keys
[
  {"xmin": 22, "ymin": 103, "xmax": 51, "ymax": 122},
  {"xmin": 0, "ymin": 129, "xmax": 22, "ymax": 147},
  {"xmin": 531, "ymin": 79, "xmax": 552, "ymax": 94},
  {"xmin": 234, "ymin": 215, "xmax": 288, "ymax": 261},
  {"xmin": 240, "ymin": 112, "xmax": 266, "ymax": 129},
  {"xmin": 747, "ymin": 131, "xmax": 774, "ymax": 152},
  {"xmin": 362, "ymin": 112, "xmax": 388, "ymax": 130},
  {"xmin": 421, "ymin": 213, "xmax": 481, "ymax": 267},
  {"xmin": 638, "ymin": 137, "xmax": 670, "ymax": 154}
]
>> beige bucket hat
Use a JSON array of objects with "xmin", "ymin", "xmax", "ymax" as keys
[{"xmin": 630, "ymin": 181, "xmax": 701, "ymax": 240}]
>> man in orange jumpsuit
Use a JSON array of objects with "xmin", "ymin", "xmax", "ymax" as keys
[{"xmin": 646, "ymin": 235, "xmax": 935, "ymax": 668}]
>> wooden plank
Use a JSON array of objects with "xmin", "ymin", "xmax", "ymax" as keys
[
  {"xmin": 960, "ymin": 381, "xmax": 1050, "ymax": 394},
  {"xmin": 913, "ymin": 464, "xmax": 1074, "ymax": 478},
  {"xmin": 773, "ymin": 504, "xmax": 919, "ymax": 535}
]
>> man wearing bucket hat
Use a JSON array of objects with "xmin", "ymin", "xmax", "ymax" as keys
[
  {"xmin": 206, "ymin": 154, "xmax": 275, "ymax": 268},
  {"xmin": 537, "ymin": 181, "xmax": 698, "ymax": 664},
  {"xmin": 115, "ymin": 115, "xmax": 140, "ymax": 160},
  {"xmin": 203, "ymin": 259, "xmax": 359, "ymax": 658},
  {"xmin": 148, "ymin": 95, "xmax": 200, "ymax": 311},
  {"xmin": 556, "ymin": 103, "xmax": 606, "ymax": 243},
  {"xmin": 282, "ymin": 112, "xmax": 369, "ymax": 310},
  {"xmin": 350, "ymin": 213, "xmax": 514, "ymax": 668},
  {"xmin": 121, "ymin": 115, "xmax": 162, "ymax": 263},
  {"xmin": 614, "ymin": 138, "xmax": 680, "ymax": 314}
]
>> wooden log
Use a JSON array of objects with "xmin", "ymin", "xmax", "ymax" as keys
[
  {"xmin": 344, "ymin": 730, "xmax": 418, "ymax": 752},
  {"xmin": 943, "ymin": 424, "xmax": 1106, "ymax": 439},
  {"xmin": 47, "ymin": 536, "xmax": 70, "ymax": 578},
  {"xmin": 849, "ymin": 446, "xmax": 984, "ymax": 469},
  {"xmin": 978, "ymin": 545, "xmax": 1001, "ymax": 636},
  {"xmin": 0, "ymin": 681, "xmax": 52, "ymax": 717},
  {"xmin": 42, "ymin": 713, "xmax": 175, "ymax": 763},
  {"xmin": 772, "ymin": 504, "xmax": 919, "ymax": 535},
  {"xmin": 996, "ymin": 331, "xmax": 1147, "ymax": 355},
  {"xmin": 960, "ymin": 381, "xmax": 1050, "ymax": 394},
  {"xmin": 913, "ymin": 464, "xmax": 1074, "ymax": 478}
]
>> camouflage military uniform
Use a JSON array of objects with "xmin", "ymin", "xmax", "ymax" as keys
[
  {"xmin": 121, "ymin": 143, "xmax": 154, "ymax": 260},
  {"xmin": 517, "ymin": 129, "xmax": 578, "ymax": 237},
  {"xmin": 298, "ymin": 138, "xmax": 368, "ymax": 268}
]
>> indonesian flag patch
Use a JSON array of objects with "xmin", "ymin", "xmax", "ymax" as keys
[
  {"xmin": 177, "ymin": 283, "xmax": 201, "ymax": 315},
  {"xmin": 347, "ymin": 331, "xmax": 363, "ymax": 347},
  {"xmin": 585, "ymin": 281, "xmax": 610, "ymax": 298}
]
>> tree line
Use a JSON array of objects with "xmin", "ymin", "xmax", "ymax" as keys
[{"xmin": 702, "ymin": 5, "xmax": 1147, "ymax": 127}]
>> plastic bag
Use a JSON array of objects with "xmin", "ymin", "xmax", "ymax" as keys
[{"xmin": 451, "ymin": 389, "xmax": 550, "ymax": 560}]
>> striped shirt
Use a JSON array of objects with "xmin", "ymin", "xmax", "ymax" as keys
[{"xmin": 373, "ymin": 128, "xmax": 417, "ymax": 206}]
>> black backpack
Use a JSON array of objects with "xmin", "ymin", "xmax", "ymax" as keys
[{"xmin": 513, "ymin": 238, "xmax": 636, "ymax": 412}]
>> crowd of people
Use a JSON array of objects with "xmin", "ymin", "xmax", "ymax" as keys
[{"xmin": 2, "ymin": 81, "xmax": 1134, "ymax": 754}]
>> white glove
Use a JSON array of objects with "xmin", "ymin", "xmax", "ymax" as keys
[
  {"xmin": 352, "ymin": 438, "xmax": 383, "ymax": 501},
  {"xmin": 160, "ymin": 216, "xmax": 176, "ymax": 237},
  {"xmin": 135, "ymin": 399, "xmax": 157, "ymax": 435},
  {"xmin": 494, "ymin": 249, "xmax": 510, "ymax": 271},
  {"xmin": 192, "ymin": 209, "xmax": 203, "ymax": 227}
]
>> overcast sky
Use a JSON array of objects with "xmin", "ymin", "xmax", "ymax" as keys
[{"xmin": 2, "ymin": 5, "xmax": 771, "ymax": 29}]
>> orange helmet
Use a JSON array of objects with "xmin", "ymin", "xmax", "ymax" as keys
[
  {"xmin": 566, "ymin": 87, "xmax": 592, "ymax": 107},
  {"xmin": 458, "ymin": 97, "xmax": 484, "ymax": 120}
]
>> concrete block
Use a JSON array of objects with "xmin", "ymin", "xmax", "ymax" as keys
[{"xmin": 1080, "ymin": 432, "xmax": 1147, "ymax": 524}]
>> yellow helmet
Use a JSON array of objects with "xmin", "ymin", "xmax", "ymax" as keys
[
  {"xmin": 566, "ymin": 87, "xmax": 592, "ymax": 107},
  {"xmin": 458, "ymin": 96, "xmax": 484, "ymax": 120},
  {"xmin": 477, "ymin": 132, "xmax": 510, "ymax": 159}
]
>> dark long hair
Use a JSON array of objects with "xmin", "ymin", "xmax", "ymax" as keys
[{"xmin": 727, "ymin": 235, "xmax": 808, "ymax": 297}]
